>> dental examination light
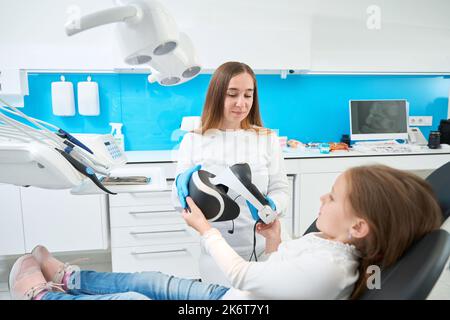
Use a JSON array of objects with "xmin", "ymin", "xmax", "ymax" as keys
[
  {"xmin": 188, "ymin": 163, "xmax": 277, "ymax": 224},
  {"xmin": 148, "ymin": 32, "xmax": 201, "ymax": 86},
  {"xmin": 65, "ymin": 0, "xmax": 201, "ymax": 86},
  {"xmin": 0, "ymin": 97, "xmax": 118, "ymax": 194}
]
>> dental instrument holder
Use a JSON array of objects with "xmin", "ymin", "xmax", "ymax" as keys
[
  {"xmin": 209, "ymin": 164, "xmax": 277, "ymax": 224},
  {"xmin": 56, "ymin": 129, "xmax": 93, "ymax": 154},
  {"xmin": 56, "ymin": 148, "xmax": 116, "ymax": 195}
]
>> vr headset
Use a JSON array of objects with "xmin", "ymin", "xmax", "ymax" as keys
[{"xmin": 188, "ymin": 163, "xmax": 277, "ymax": 224}]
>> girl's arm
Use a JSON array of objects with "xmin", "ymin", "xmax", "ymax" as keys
[
  {"xmin": 201, "ymin": 227, "xmax": 347, "ymax": 299},
  {"xmin": 183, "ymin": 197, "xmax": 348, "ymax": 299}
]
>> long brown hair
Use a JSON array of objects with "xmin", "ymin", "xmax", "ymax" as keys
[
  {"xmin": 199, "ymin": 61, "xmax": 268, "ymax": 134},
  {"xmin": 345, "ymin": 165, "xmax": 442, "ymax": 299}
]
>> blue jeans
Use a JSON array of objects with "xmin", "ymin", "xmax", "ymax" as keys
[{"xmin": 42, "ymin": 270, "xmax": 230, "ymax": 300}]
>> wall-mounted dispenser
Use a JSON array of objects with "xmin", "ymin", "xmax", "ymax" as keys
[
  {"xmin": 51, "ymin": 76, "xmax": 75, "ymax": 116},
  {"xmin": 78, "ymin": 76, "xmax": 100, "ymax": 116}
]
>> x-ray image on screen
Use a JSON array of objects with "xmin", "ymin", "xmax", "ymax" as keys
[{"xmin": 351, "ymin": 100, "xmax": 408, "ymax": 134}]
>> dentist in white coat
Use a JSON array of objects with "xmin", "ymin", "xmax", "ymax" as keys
[{"xmin": 172, "ymin": 61, "xmax": 289, "ymax": 286}]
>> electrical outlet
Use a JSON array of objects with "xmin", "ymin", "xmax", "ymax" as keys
[{"xmin": 409, "ymin": 116, "xmax": 433, "ymax": 127}]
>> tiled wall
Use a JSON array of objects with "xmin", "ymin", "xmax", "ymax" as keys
[{"xmin": 21, "ymin": 73, "xmax": 450, "ymax": 150}]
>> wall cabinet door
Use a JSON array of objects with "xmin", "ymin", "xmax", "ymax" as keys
[
  {"xmin": 163, "ymin": 0, "xmax": 311, "ymax": 71},
  {"xmin": 0, "ymin": 185, "xmax": 25, "ymax": 255},
  {"xmin": 310, "ymin": 0, "xmax": 450, "ymax": 73},
  {"xmin": 20, "ymin": 187, "xmax": 109, "ymax": 253},
  {"xmin": 0, "ymin": 0, "xmax": 127, "ymax": 70}
]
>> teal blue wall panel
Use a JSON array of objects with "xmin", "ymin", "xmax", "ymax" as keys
[{"xmin": 19, "ymin": 73, "xmax": 450, "ymax": 150}]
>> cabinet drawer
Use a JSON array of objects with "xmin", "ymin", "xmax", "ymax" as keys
[
  {"xmin": 109, "ymin": 190, "xmax": 173, "ymax": 207},
  {"xmin": 110, "ymin": 205, "xmax": 182, "ymax": 227},
  {"xmin": 111, "ymin": 224, "xmax": 199, "ymax": 248},
  {"xmin": 111, "ymin": 243, "xmax": 201, "ymax": 278}
]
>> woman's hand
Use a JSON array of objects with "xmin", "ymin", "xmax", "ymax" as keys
[
  {"xmin": 182, "ymin": 197, "xmax": 212, "ymax": 235},
  {"xmin": 256, "ymin": 219, "xmax": 281, "ymax": 241}
]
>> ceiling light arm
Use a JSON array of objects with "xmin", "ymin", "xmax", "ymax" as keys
[{"xmin": 65, "ymin": 5, "xmax": 142, "ymax": 36}]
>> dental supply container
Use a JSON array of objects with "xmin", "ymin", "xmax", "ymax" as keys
[{"xmin": 110, "ymin": 122, "xmax": 125, "ymax": 151}]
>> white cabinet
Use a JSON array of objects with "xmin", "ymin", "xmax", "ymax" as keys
[
  {"xmin": 287, "ymin": 151, "xmax": 450, "ymax": 238},
  {"xmin": 0, "ymin": 69, "xmax": 29, "ymax": 108},
  {"xmin": 0, "ymin": 186, "xmax": 108, "ymax": 256},
  {"xmin": 279, "ymin": 175, "xmax": 295, "ymax": 241},
  {"xmin": 0, "ymin": 0, "xmax": 127, "ymax": 70},
  {"xmin": 3, "ymin": 0, "xmax": 449, "ymax": 73},
  {"xmin": 0, "ymin": 185, "xmax": 25, "ymax": 255},
  {"xmin": 297, "ymin": 172, "xmax": 340, "ymax": 236},
  {"xmin": 310, "ymin": 0, "xmax": 450, "ymax": 73},
  {"xmin": 20, "ymin": 187, "xmax": 109, "ymax": 253},
  {"xmin": 164, "ymin": 0, "xmax": 311, "ymax": 71},
  {"xmin": 109, "ymin": 182, "xmax": 202, "ymax": 278}
]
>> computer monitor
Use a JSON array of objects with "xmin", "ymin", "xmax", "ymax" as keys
[{"xmin": 349, "ymin": 99, "xmax": 409, "ymax": 141}]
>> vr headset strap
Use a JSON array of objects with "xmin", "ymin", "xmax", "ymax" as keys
[{"xmin": 211, "ymin": 167, "xmax": 276, "ymax": 224}]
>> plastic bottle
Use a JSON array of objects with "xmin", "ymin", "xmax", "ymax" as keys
[{"xmin": 110, "ymin": 122, "xmax": 125, "ymax": 151}]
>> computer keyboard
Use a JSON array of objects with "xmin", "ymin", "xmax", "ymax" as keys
[{"xmin": 351, "ymin": 140, "xmax": 415, "ymax": 153}]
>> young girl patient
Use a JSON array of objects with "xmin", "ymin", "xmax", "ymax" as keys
[{"xmin": 9, "ymin": 165, "xmax": 442, "ymax": 300}]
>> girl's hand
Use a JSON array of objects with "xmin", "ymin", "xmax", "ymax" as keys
[
  {"xmin": 256, "ymin": 219, "xmax": 281, "ymax": 241},
  {"xmin": 182, "ymin": 197, "xmax": 212, "ymax": 235}
]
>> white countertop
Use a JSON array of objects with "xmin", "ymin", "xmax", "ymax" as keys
[
  {"xmin": 125, "ymin": 146, "xmax": 450, "ymax": 163},
  {"xmin": 125, "ymin": 150, "xmax": 178, "ymax": 163}
]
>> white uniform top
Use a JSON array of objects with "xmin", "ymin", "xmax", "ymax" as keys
[
  {"xmin": 172, "ymin": 128, "xmax": 290, "ymax": 285},
  {"xmin": 200, "ymin": 229, "xmax": 361, "ymax": 300}
]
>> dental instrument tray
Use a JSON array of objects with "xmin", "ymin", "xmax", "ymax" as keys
[
  {"xmin": 101, "ymin": 176, "xmax": 151, "ymax": 185},
  {"xmin": 71, "ymin": 166, "xmax": 167, "ymax": 195}
]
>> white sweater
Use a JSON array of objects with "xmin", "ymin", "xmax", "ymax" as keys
[
  {"xmin": 201, "ymin": 229, "xmax": 361, "ymax": 300},
  {"xmin": 172, "ymin": 129, "xmax": 290, "ymax": 256}
]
